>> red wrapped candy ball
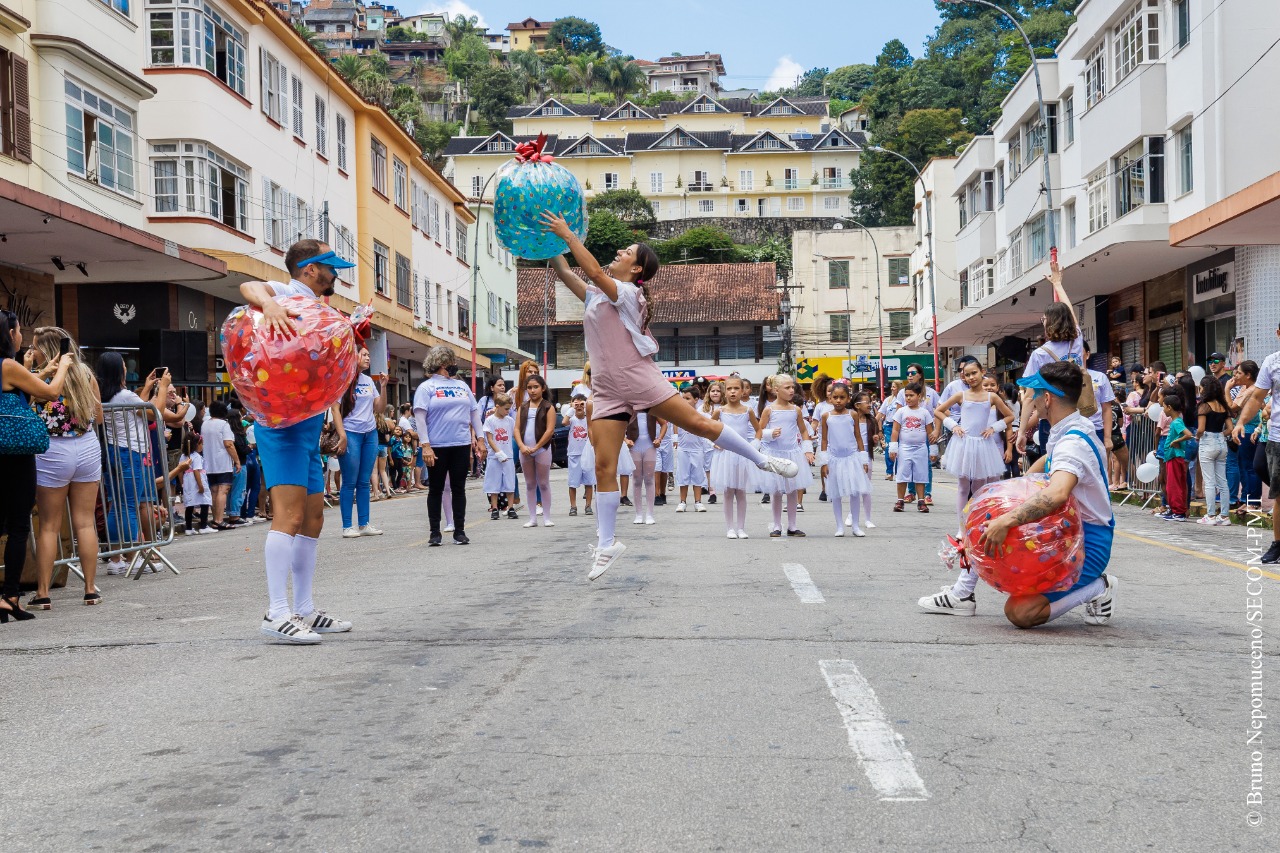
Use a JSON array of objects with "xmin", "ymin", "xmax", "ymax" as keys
[
  {"xmin": 961, "ymin": 476, "xmax": 1085, "ymax": 597},
  {"xmin": 220, "ymin": 295, "xmax": 358, "ymax": 429}
]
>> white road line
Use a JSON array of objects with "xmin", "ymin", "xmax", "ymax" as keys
[
  {"xmin": 818, "ymin": 659, "xmax": 930, "ymax": 802},
  {"xmin": 782, "ymin": 563, "xmax": 825, "ymax": 604}
]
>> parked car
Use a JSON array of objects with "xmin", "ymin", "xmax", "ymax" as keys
[{"xmin": 552, "ymin": 423, "xmax": 569, "ymax": 468}]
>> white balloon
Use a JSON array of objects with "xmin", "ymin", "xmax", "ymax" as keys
[
  {"xmin": 1189, "ymin": 365, "xmax": 1206, "ymax": 385},
  {"xmin": 1146, "ymin": 451, "xmax": 1157, "ymax": 464},
  {"xmin": 1147, "ymin": 403, "xmax": 1163, "ymax": 423},
  {"xmin": 1135, "ymin": 461, "xmax": 1160, "ymax": 483}
]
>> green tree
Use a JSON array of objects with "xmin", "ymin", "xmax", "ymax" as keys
[
  {"xmin": 385, "ymin": 25, "xmax": 415, "ymax": 43},
  {"xmin": 824, "ymin": 64, "xmax": 875, "ymax": 102},
  {"xmin": 740, "ymin": 236, "xmax": 793, "ymax": 275},
  {"xmin": 444, "ymin": 32, "xmax": 490, "ymax": 82},
  {"xmin": 547, "ymin": 17, "xmax": 604, "ymax": 55},
  {"xmin": 508, "ymin": 49, "xmax": 546, "ymax": 102},
  {"xmin": 601, "ymin": 55, "xmax": 646, "ymax": 104},
  {"xmin": 587, "ymin": 189, "xmax": 657, "ymax": 229},
  {"xmin": 293, "ymin": 23, "xmax": 328, "ymax": 57},
  {"xmin": 569, "ymin": 52, "xmax": 602, "ymax": 98},
  {"xmin": 653, "ymin": 226, "xmax": 740, "ymax": 265},
  {"xmin": 333, "ymin": 54, "xmax": 370, "ymax": 85},
  {"xmin": 416, "ymin": 119, "xmax": 460, "ymax": 167},
  {"xmin": 796, "ymin": 67, "xmax": 829, "ymax": 96},
  {"xmin": 471, "ymin": 65, "xmax": 521, "ymax": 132},
  {"xmin": 584, "ymin": 210, "xmax": 645, "ymax": 262},
  {"xmin": 444, "ymin": 13, "xmax": 481, "ymax": 44},
  {"xmin": 366, "ymin": 50, "xmax": 391, "ymax": 78},
  {"xmin": 547, "ymin": 64, "xmax": 574, "ymax": 99}
]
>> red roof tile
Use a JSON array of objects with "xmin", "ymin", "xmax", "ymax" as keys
[{"xmin": 517, "ymin": 262, "xmax": 780, "ymax": 329}]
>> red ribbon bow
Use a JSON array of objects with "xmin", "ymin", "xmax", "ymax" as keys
[
  {"xmin": 351, "ymin": 315, "xmax": 372, "ymax": 345},
  {"xmin": 514, "ymin": 132, "xmax": 555, "ymax": 164}
]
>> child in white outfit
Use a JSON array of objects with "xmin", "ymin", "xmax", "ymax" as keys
[{"xmin": 484, "ymin": 395, "xmax": 518, "ymax": 520}]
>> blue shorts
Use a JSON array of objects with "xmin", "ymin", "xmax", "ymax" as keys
[
  {"xmin": 1043, "ymin": 520, "xmax": 1114, "ymax": 602},
  {"xmin": 255, "ymin": 415, "xmax": 324, "ymax": 495}
]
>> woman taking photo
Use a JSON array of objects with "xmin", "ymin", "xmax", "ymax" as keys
[
  {"xmin": 27, "ymin": 327, "xmax": 104, "ymax": 609},
  {"xmin": 413, "ymin": 345, "xmax": 485, "ymax": 546},
  {"xmin": 1, "ymin": 311, "xmax": 73, "ymax": 622},
  {"xmin": 337, "ymin": 347, "xmax": 385, "ymax": 537},
  {"xmin": 200, "ymin": 401, "xmax": 241, "ymax": 530}
]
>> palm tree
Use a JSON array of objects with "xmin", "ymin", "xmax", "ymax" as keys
[
  {"xmin": 602, "ymin": 55, "xmax": 646, "ymax": 104},
  {"xmin": 548, "ymin": 65, "xmax": 574, "ymax": 100},
  {"xmin": 334, "ymin": 54, "xmax": 371, "ymax": 86},
  {"xmin": 443, "ymin": 13, "xmax": 480, "ymax": 46},
  {"xmin": 508, "ymin": 49, "xmax": 545, "ymax": 103},
  {"xmin": 293, "ymin": 23, "xmax": 328, "ymax": 57},
  {"xmin": 569, "ymin": 52, "xmax": 602, "ymax": 100}
]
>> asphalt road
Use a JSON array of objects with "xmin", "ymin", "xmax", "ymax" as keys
[{"xmin": 1, "ymin": 469, "xmax": 1275, "ymax": 851}]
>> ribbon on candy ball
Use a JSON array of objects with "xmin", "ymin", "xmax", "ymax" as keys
[{"xmin": 514, "ymin": 132, "xmax": 555, "ymax": 164}]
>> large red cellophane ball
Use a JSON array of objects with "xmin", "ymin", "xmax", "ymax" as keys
[
  {"xmin": 220, "ymin": 295, "xmax": 358, "ymax": 429},
  {"xmin": 961, "ymin": 476, "xmax": 1085, "ymax": 597}
]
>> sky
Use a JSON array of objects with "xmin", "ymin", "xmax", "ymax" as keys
[{"xmin": 400, "ymin": 0, "xmax": 943, "ymax": 91}]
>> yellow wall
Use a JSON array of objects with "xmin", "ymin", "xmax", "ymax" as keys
[
  {"xmin": 355, "ymin": 113, "xmax": 415, "ymax": 326},
  {"xmin": 744, "ymin": 113, "xmax": 825, "ymax": 133},
  {"xmin": 0, "ymin": 2, "xmax": 34, "ymax": 189}
]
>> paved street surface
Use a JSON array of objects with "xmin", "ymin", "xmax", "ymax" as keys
[{"xmin": 2, "ymin": 470, "xmax": 1274, "ymax": 851}]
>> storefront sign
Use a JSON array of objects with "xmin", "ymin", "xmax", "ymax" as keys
[
  {"xmin": 1192, "ymin": 262, "xmax": 1234, "ymax": 304},
  {"xmin": 795, "ymin": 356, "xmax": 916, "ymax": 382}
]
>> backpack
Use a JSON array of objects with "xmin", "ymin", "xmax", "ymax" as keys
[{"xmin": 1036, "ymin": 343, "xmax": 1098, "ymax": 419}]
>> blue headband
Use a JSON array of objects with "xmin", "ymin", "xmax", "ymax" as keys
[
  {"xmin": 296, "ymin": 251, "xmax": 356, "ymax": 270},
  {"xmin": 1017, "ymin": 371, "xmax": 1067, "ymax": 398}
]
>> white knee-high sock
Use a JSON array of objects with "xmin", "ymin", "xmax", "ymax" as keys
[
  {"xmin": 786, "ymin": 492, "xmax": 798, "ymax": 529},
  {"xmin": 264, "ymin": 530, "xmax": 294, "ymax": 621},
  {"xmin": 771, "ymin": 493, "xmax": 783, "ymax": 530},
  {"xmin": 291, "ymin": 534, "xmax": 319, "ymax": 617},
  {"xmin": 735, "ymin": 489, "xmax": 748, "ymax": 530},
  {"xmin": 595, "ymin": 491, "xmax": 620, "ymax": 548},
  {"xmin": 715, "ymin": 424, "xmax": 767, "ymax": 466},
  {"xmin": 861, "ymin": 492, "xmax": 872, "ymax": 522},
  {"xmin": 951, "ymin": 568, "xmax": 979, "ymax": 598},
  {"xmin": 848, "ymin": 495, "xmax": 862, "ymax": 530},
  {"xmin": 1047, "ymin": 578, "xmax": 1105, "ymax": 622},
  {"xmin": 957, "ymin": 477, "xmax": 973, "ymax": 535},
  {"xmin": 832, "ymin": 497, "xmax": 844, "ymax": 533},
  {"xmin": 723, "ymin": 488, "xmax": 736, "ymax": 532}
]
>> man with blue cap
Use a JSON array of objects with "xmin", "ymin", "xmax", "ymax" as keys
[
  {"xmin": 239, "ymin": 239, "xmax": 358, "ymax": 644},
  {"xmin": 976, "ymin": 360, "xmax": 1118, "ymax": 628}
]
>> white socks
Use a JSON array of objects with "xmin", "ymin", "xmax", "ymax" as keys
[
  {"xmin": 832, "ymin": 497, "xmax": 845, "ymax": 534},
  {"xmin": 292, "ymin": 534, "xmax": 319, "ymax": 617},
  {"xmin": 264, "ymin": 530, "xmax": 293, "ymax": 621},
  {"xmin": 714, "ymin": 424, "xmax": 767, "ymax": 467},
  {"xmin": 951, "ymin": 568, "xmax": 979, "ymax": 598},
  {"xmin": 1047, "ymin": 578, "xmax": 1105, "ymax": 622},
  {"xmin": 595, "ymin": 490, "xmax": 620, "ymax": 548}
]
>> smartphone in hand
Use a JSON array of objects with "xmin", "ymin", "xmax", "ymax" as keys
[{"xmin": 58, "ymin": 337, "xmax": 72, "ymax": 356}]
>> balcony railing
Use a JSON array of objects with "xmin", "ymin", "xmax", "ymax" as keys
[
  {"xmin": 671, "ymin": 84, "xmax": 701, "ymax": 93},
  {"xmin": 820, "ymin": 179, "xmax": 848, "ymax": 190},
  {"xmin": 783, "ymin": 180, "xmax": 800, "ymax": 190},
  {"xmin": 686, "ymin": 182, "xmax": 715, "ymax": 193}
]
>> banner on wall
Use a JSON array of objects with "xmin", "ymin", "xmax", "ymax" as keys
[{"xmin": 794, "ymin": 355, "xmax": 930, "ymax": 383}]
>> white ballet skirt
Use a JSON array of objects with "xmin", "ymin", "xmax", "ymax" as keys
[
  {"xmin": 943, "ymin": 397, "xmax": 1007, "ymax": 480},
  {"xmin": 711, "ymin": 411, "xmax": 757, "ymax": 492},
  {"xmin": 822, "ymin": 413, "xmax": 871, "ymax": 499},
  {"xmin": 754, "ymin": 408, "xmax": 813, "ymax": 493}
]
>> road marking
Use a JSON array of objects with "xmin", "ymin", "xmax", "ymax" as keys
[
  {"xmin": 819, "ymin": 659, "xmax": 929, "ymax": 802},
  {"xmin": 782, "ymin": 563, "xmax": 824, "ymax": 604},
  {"xmin": 1114, "ymin": 530, "xmax": 1280, "ymax": 581}
]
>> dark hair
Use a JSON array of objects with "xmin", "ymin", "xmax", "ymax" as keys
[
  {"xmin": 1163, "ymin": 394, "xmax": 1184, "ymax": 414},
  {"xmin": 1128, "ymin": 362, "xmax": 1144, "ymax": 378},
  {"xmin": 1199, "ymin": 375, "xmax": 1228, "ymax": 412},
  {"xmin": 0, "ymin": 309, "xmax": 18, "ymax": 360},
  {"xmin": 633, "ymin": 243, "xmax": 660, "ymax": 330},
  {"xmin": 1176, "ymin": 374, "xmax": 1198, "ymax": 414},
  {"xmin": 1039, "ymin": 361, "xmax": 1084, "ymax": 406},
  {"xmin": 285, "ymin": 239, "xmax": 327, "ymax": 278},
  {"xmin": 904, "ymin": 382, "xmax": 924, "ymax": 397},
  {"xmin": 96, "ymin": 351, "xmax": 126, "ymax": 401},
  {"xmin": 1001, "ymin": 381, "xmax": 1018, "ymax": 403},
  {"xmin": 524, "ymin": 374, "xmax": 547, "ymax": 393},
  {"xmin": 683, "ymin": 384, "xmax": 703, "ymax": 400},
  {"xmin": 400, "ymin": 403, "xmax": 411, "ymax": 413},
  {"xmin": 182, "ymin": 430, "xmax": 201, "ymax": 457},
  {"xmin": 1238, "ymin": 360, "xmax": 1260, "ymax": 381},
  {"xmin": 1042, "ymin": 302, "xmax": 1078, "ymax": 343},
  {"xmin": 956, "ymin": 355, "xmax": 979, "ymax": 370},
  {"xmin": 811, "ymin": 373, "xmax": 832, "ymax": 404},
  {"xmin": 209, "ymin": 400, "xmax": 229, "ymax": 420},
  {"xmin": 1151, "ymin": 360, "xmax": 1167, "ymax": 374},
  {"xmin": 228, "ymin": 409, "xmax": 247, "ymax": 439}
]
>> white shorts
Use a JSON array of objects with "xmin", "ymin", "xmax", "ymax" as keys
[
  {"xmin": 36, "ymin": 432, "xmax": 102, "ymax": 489},
  {"xmin": 326, "ymin": 456, "xmax": 341, "ymax": 472}
]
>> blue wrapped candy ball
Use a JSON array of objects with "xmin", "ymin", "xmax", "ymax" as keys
[{"xmin": 494, "ymin": 156, "xmax": 587, "ymax": 261}]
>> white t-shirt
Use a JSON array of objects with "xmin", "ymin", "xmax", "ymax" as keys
[
  {"xmin": 266, "ymin": 279, "xmax": 318, "ymax": 300},
  {"xmin": 1256, "ymin": 351, "xmax": 1280, "ymax": 441},
  {"xmin": 567, "ymin": 415, "xmax": 590, "ymax": 456},
  {"xmin": 893, "ymin": 405, "xmax": 931, "ymax": 447},
  {"xmin": 1023, "ymin": 336, "xmax": 1085, "ymax": 377},
  {"xmin": 343, "ymin": 374, "xmax": 377, "ymax": 433},
  {"xmin": 1046, "ymin": 412, "xmax": 1114, "ymax": 525},
  {"xmin": 181, "ymin": 452, "xmax": 211, "ymax": 507},
  {"xmin": 201, "ymin": 417, "xmax": 236, "ymax": 474},
  {"xmin": 105, "ymin": 389, "xmax": 151, "ymax": 455},
  {"xmin": 397, "ymin": 415, "xmax": 413, "ymax": 433},
  {"xmin": 1086, "ymin": 369, "xmax": 1116, "ymax": 431},
  {"xmin": 483, "ymin": 414, "xmax": 515, "ymax": 458},
  {"xmin": 940, "ymin": 378, "xmax": 967, "ymax": 419}
]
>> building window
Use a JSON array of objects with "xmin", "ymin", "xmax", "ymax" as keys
[
  {"xmin": 889, "ymin": 311, "xmax": 911, "ymax": 340},
  {"xmin": 457, "ymin": 296, "xmax": 470, "ymax": 339},
  {"xmin": 1113, "ymin": 140, "xmax": 1146, "ymax": 218},
  {"xmin": 736, "ymin": 198, "xmax": 750, "ymax": 214},
  {"xmin": 291, "ymin": 74, "xmax": 304, "ymax": 138},
  {"xmin": 371, "ymin": 137, "xmax": 387, "ymax": 195},
  {"xmin": 314, "ymin": 96, "xmax": 327, "ymax": 156},
  {"xmin": 1028, "ymin": 213, "xmax": 1049, "ymax": 266},
  {"xmin": 786, "ymin": 197, "xmax": 804, "ymax": 211},
  {"xmin": 1177, "ymin": 126, "xmax": 1194, "ymax": 196},
  {"xmin": 65, "ymin": 79, "xmax": 136, "ymax": 197},
  {"xmin": 783, "ymin": 168, "xmax": 800, "ymax": 190},
  {"xmin": 258, "ymin": 49, "xmax": 288, "ymax": 124},
  {"xmin": 649, "ymin": 172, "xmax": 663, "ymax": 193},
  {"xmin": 336, "ymin": 114, "xmax": 348, "ymax": 171},
  {"xmin": 1065, "ymin": 200, "xmax": 1077, "ymax": 248},
  {"xmin": 98, "ymin": 0, "xmax": 130, "ymax": 13},
  {"xmin": 147, "ymin": 1, "xmax": 247, "ymax": 96},
  {"xmin": 996, "ymin": 163, "xmax": 1005, "ymax": 205},
  {"xmin": 1087, "ymin": 169, "xmax": 1110, "ymax": 233},
  {"xmin": 603, "ymin": 172, "xmax": 619, "ymax": 190},
  {"xmin": 471, "ymin": 175, "xmax": 483, "ymax": 197},
  {"xmin": 996, "ymin": 250, "xmax": 1007, "ymax": 290},
  {"xmin": 821, "ymin": 167, "xmax": 842, "ymax": 189},
  {"xmin": 334, "ymin": 225, "xmax": 356, "ymax": 275},
  {"xmin": 958, "ymin": 194, "xmax": 968, "ymax": 229},
  {"xmin": 430, "ymin": 199, "xmax": 440, "ymax": 238},
  {"xmin": 456, "ymin": 220, "xmax": 468, "ymax": 263},
  {"xmin": 692, "ymin": 169, "xmax": 710, "ymax": 188},
  {"xmin": 486, "ymin": 138, "xmax": 512, "ymax": 152},
  {"xmin": 829, "ymin": 314, "xmax": 850, "ymax": 343},
  {"xmin": 445, "ymin": 211, "xmax": 452, "ymax": 252},
  {"xmin": 394, "ymin": 252, "xmax": 411, "ymax": 307},
  {"xmin": 1024, "ymin": 116, "xmax": 1045, "ymax": 165},
  {"xmin": 828, "ymin": 260, "xmax": 849, "ymax": 289},
  {"xmin": 1085, "ymin": 41, "xmax": 1107, "ymax": 108},
  {"xmin": 488, "ymin": 291, "xmax": 498, "ymax": 325},
  {"xmin": 393, "ymin": 157, "xmax": 407, "ymax": 209},
  {"xmin": 822, "ymin": 196, "xmax": 842, "ymax": 211},
  {"xmin": 151, "ymin": 140, "xmax": 248, "ymax": 231},
  {"xmin": 1063, "ymin": 95, "xmax": 1075, "ymax": 145},
  {"xmin": 697, "ymin": 199, "xmax": 715, "ymax": 213},
  {"xmin": 1008, "ymin": 134, "xmax": 1022, "ymax": 180},
  {"xmin": 1010, "ymin": 226, "xmax": 1024, "ymax": 279},
  {"xmin": 887, "ymin": 257, "xmax": 910, "ymax": 286},
  {"xmin": 504, "ymin": 303, "xmax": 512, "ymax": 334},
  {"xmin": 1174, "ymin": 0, "xmax": 1191, "ymax": 48},
  {"xmin": 373, "ymin": 241, "xmax": 389, "ymax": 295},
  {"xmin": 739, "ymin": 169, "xmax": 754, "ymax": 191},
  {"xmin": 485, "ymin": 222, "xmax": 494, "ymax": 255}
]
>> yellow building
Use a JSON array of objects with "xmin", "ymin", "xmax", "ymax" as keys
[
  {"xmin": 506, "ymin": 18, "xmax": 552, "ymax": 52},
  {"xmin": 448, "ymin": 95, "xmax": 864, "ymax": 220}
]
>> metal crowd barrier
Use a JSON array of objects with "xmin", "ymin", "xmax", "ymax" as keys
[
  {"xmin": 1120, "ymin": 411, "xmax": 1162, "ymax": 510},
  {"xmin": 18, "ymin": 401, "xmax": 180, "ymax": 586}
]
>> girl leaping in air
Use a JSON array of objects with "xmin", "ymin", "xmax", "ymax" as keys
[{"xmin": 541, "ymin": 213, "xmax": 799, "ymax": 580}]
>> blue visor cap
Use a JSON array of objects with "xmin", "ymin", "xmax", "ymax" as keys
[
  {"xmin": 297, "ymin": 251, "xmax": 356, "ymax": 270},
  {"xmin": 1017, "ymin": 370, "xmax": 1067, "ymax": 398}
]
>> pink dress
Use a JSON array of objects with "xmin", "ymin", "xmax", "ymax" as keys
[{"xmin": 583, "ymin": 279, "xmax": 678, "ymax": 420}]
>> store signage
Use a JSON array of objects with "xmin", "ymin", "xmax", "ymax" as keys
[{"xmin": 1193, "ymin": 262, "xmax": 1234, "ymax": 303}]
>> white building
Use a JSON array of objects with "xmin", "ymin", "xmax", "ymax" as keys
[
  {"xmin": 931, "ymin": 0, "xmax": 1280, "ymax": 372},
  {"xmin": 642, "ymin": 53, "xmax": 726, "ymax": 96},
  {"xmin": 905, "ymin": 158, "xmax": 960, "ymax": 352}
]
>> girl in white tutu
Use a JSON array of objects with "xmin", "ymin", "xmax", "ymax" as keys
[
  {"xmin": 934, "ymin": 359, "xmax": 1015, "ymax": 530},
  {"xmin": 710, "ymin": 376, "xmax": 760, "ymax": 539},
  {"xmin": 820, "ymin": 381, "xmax": 872, "ymax": 537},
  {"xmin": 756, "ymin": 374, "xmax": 815, "ymax": 537},
  {"xmin": 673, "ymin": 387, "xmax": 708, "ymax": 511}
]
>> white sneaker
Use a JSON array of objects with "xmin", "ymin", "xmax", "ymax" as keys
[
  {"xmin": 1216, "ymin": 515, "xmax": 1232, "ymax": 526},
  {"xmin": 736, "ymin": 529, "xmax": 749, "ymax": 539},
  {"xmin": 588, "ymin": 541, "xmax": 626, "ymax": 581},
  {"xmin": 845, "ymin": 514, "xmax": 853, "ymax": 527},
  {"xmin": 359, "ymin": 525, "xmax": 383, "ymax": 536},
  {"xmin": 443, "ymin": 523, "xmax": 455, "ymax": 533},
  {"xmin": 105, "ymin": 558, "xmax": 128, "ymax": 576},
  {"xmin": 758, "ymin": 455, "xmax": 800, "ymax": 478},
  {"xmin": 185, "ymin": 529, "xmax": 196, "ymax": 536},
  {"xmin": 523, "ymin": 520, "xmax": 537, "ymax": 528},
  {"xmin": 1196, "ymin": 516, "xmax": 1215, "ymax": 526},
  {"xmin": 676, "ymin": 502, "xmax": 687, "ymax": 512},
  {"xmin": 634, "ymin": 515, "xmax": 646, "ymax": 525},
  {"xmin": 342, "ymin": 527, "xmax": 360, "ymax": 539},
  {"xmin": 864, "ymin": 519, "xmax": 876, "ymax": 529},
  {"xmin": 851, "ymin": 526, "xmax": 866, "ymax": 538},
  {"xmin": 1083, "ymin": 575, "xmax": 1118, "ymax": 626},
  {"xmin": 644, "ymin": 515, "xmax": 656, "ymax": 525},
  {"xmin": 917, "ymin": 584, "xmax": 976, "ymax": 616},
  {"xmin": 536, "ymin": 504, "xmax": 543, "ymax": 515},
  {"xmin": 302, "ymin": 610, "xmax": 352, "ymax": 633},
  {"xmin": 833, "ymin": 529, "xmax": 845, "ymax": 537},
  {"xmin": 694, "ymin": 502, "xmax": 706, "ymax": 513},
  {"xmin": 542, "ymin": 520, "xmax": 555, "ymax": 527},
  {"xmin": 260, "ymin": 614, "xmax": 321, "ymax": 644},
  {"xmin": 727, "ymin": 529, "xmax": 738, "ymax": 539}
]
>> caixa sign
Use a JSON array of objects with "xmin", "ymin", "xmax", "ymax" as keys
[{"xmin": 1192, "ymin": 262, "xmax": 1234, "ymax": 304}]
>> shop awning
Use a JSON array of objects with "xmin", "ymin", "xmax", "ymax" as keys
[
  {"xmin": 0, "ymin": 177, "xmax": 225, "ymax": 283},
  {"xmin": 1171, "ymin": 170, "xmax": 1280, "ymax": 247}
]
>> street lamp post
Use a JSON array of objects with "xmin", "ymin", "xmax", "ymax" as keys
[
  {"xmin": 939, "ymin": 0, "xmax": 1056, "ymax": 251},
  {"xmin": 469, "ymin": 169, "xmax": 500, "ymax": 393},
  {"xmin": 868, "ymin": 145, "xmax": 941, "ymax": 392},
  {"xmin": 823, "ymin": 215, "xmax": 886, "ymax": 396}
]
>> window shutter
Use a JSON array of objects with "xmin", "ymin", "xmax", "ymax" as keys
[
  {"xmin": 276, "ymin": 62, "xmax": 289, "ymax": 124},
  {"xmin": 12, "ymin": 56, "xmax": 32, "ymax": 163},
  {"xmin": 259, "ymin": 48, "xmax": 270, "ymax": 116},
  {"xmin": 262, "ymin": 178, "xmax": 274, "ymax": 246}
]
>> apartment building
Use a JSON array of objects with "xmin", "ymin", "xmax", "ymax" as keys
[
  {"xmin": 446, "ymin": 94, "xmax": 863, "ymax": 221},
  {"xmin": 300, "ymin": 1, "xmax": 359, "ymax": 52},
  {"xmin": 0, "ymin": 0, "xmax": 229, "ymax": 380},
  {"xmin": 642, "ymin": 53, "xmax": 725, "ymax": 97},
  {"xmin": 927, "ymin": 0, "xmax": 1280, "ymax": 374},
  {"xmin": 506, "ymin": 18, "xmax": 552, "ymax": 52}
]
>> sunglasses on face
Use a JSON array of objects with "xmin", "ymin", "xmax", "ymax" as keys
[{"xmin": 1208, "ymin": 358, "xmax": 1224, "ymax": 364}]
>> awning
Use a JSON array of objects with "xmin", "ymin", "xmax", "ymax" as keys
[
  {"xmin": 1171, "ymin": 169, "xmax": 1280, "ymax": 247},
  {"xmin": 0, "ymin": 177, "xmax": 225, "ymax": 284}
]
